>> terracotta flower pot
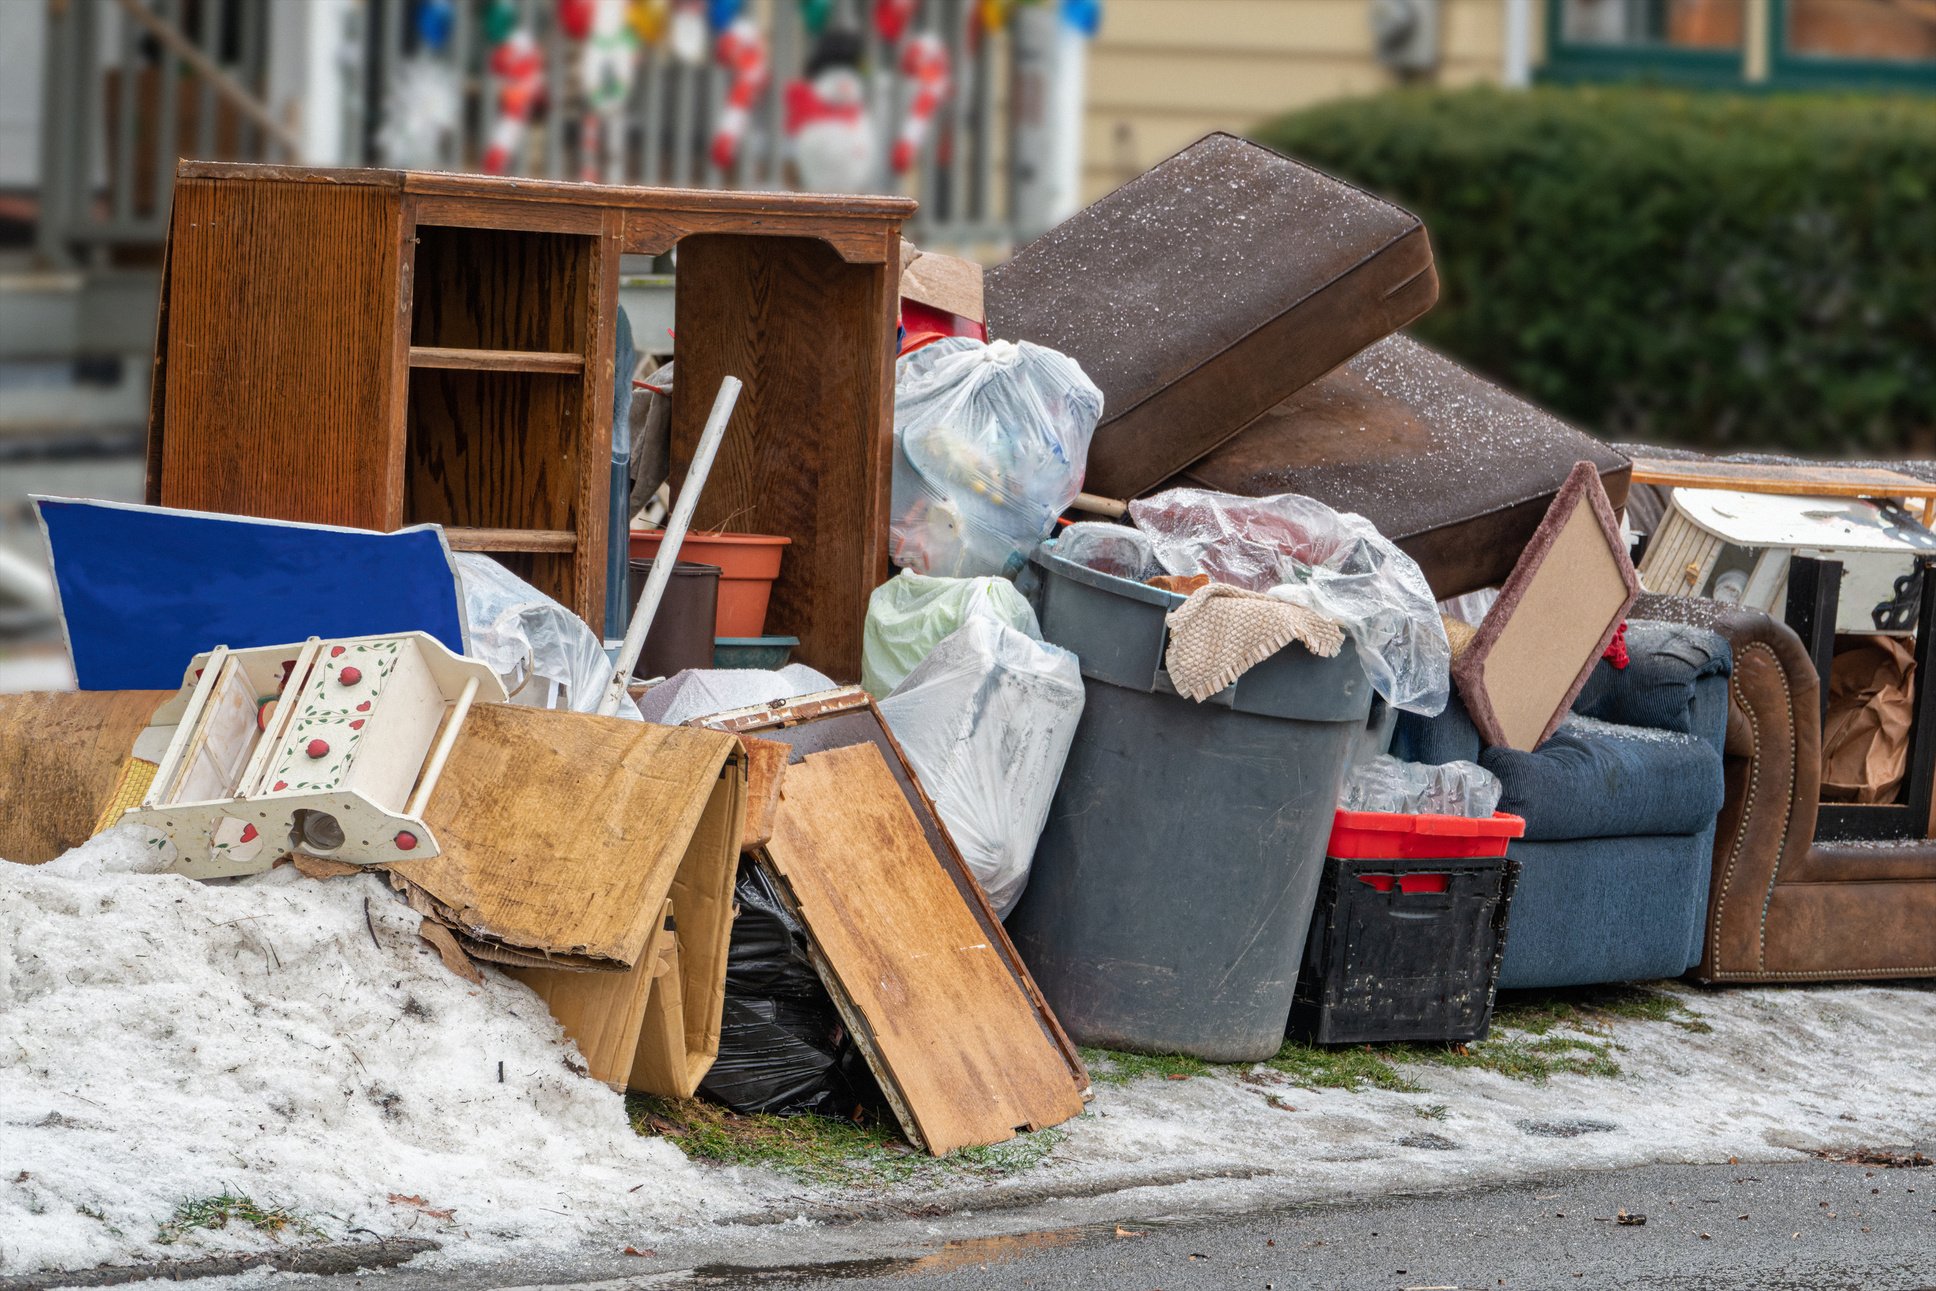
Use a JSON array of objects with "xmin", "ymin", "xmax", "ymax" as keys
[{"xmin": 628, "ymin": 531, "xmax": 790, "ymax": 638}]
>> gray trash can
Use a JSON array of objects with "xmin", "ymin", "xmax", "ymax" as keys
[{"xmin": 1005, "ymin": 542, "xmax": 1377, "ymax": 1062}]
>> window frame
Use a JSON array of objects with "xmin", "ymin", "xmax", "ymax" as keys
[{"xmin": 1540, "ymin": 0, "xmax": 1936, "ymax": 90}]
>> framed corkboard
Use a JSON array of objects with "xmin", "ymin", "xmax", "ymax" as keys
[{"xmin": 1454, "ymin": 462, "xmax": 1640, "ymax": 752}]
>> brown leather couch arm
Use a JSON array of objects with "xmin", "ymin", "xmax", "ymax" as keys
[{"xmin": 1631, "ymin": 594, "xmax": 1823, "ymax": 980}]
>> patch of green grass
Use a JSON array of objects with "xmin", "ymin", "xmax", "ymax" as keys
[
  {"xmin": 1264, "ymin": 1042, "xmax": 1425, "ymax": 1092},
  {"xmin": 156, "ymin": 1194, "xmax": 320, "ymax": 1246},
  {"xmin": 1078, "ymin": 1048, "xmax": 1211, "ymax": 1086},
  {"xmin": 1493, "ymin": 982, "xmax": 1714, "ymax": 1035},
  {"xmin": 625, "ymin": 1093, "xmax": 1063, "ymax": 1187}
]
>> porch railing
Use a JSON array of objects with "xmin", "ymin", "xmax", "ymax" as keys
[{"xmin": 36, "ymin": 0, "xmax": 1056, "ymax": 268}]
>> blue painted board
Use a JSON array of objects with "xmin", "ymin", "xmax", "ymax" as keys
[{"xmin": 35, "ymin": 498, "xmax": 468, "ymax": 691}]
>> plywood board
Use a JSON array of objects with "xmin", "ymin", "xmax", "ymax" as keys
[
  {"xmin": 738, "ymin": 736, "xmax": 789, "ymax": 850},
  {"xmin": 1454, "ymin": 463, "xmax": 1640, "ymax": 752},
  {"xmin": 1628, "ymin": 457, "xmax": 1936, "ymax": 523},
  {"xmin": 0, "ymin": 689, "xmax": 171, "ymax": 864},
  {"xmin": 387, "ymin": 703, "xmax": 743, "ymax": 970},
  {"xmin": 761, "ymin": 741, "xmax": 1086, "ymax": 1155}
]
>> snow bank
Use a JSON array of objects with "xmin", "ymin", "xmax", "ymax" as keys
[{"xmin": 0, "ymin": 829, "xmax": 742, "ymax": 1278}]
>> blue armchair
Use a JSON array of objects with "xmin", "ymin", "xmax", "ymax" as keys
[{"xmin": 1391, "ymin": 620, "xmax": 1732, "ymax": 989}]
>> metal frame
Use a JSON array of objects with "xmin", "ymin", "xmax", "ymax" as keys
[{"xmin": 1807, "ymin": 555, "xmax": 1936, "ymax": 844}]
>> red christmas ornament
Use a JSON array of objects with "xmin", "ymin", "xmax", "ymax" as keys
[
  {"xmin": 339, "ymin": 666, "xmax": 362, "ymax": 686},
  {"xmin": 557, "ymin": 0, "xmax": 596, "ymax": 39},
  {"xmin": 873, "ymin": 0, "xmax": 915, "ymax": 42},
  {"xmin": 394, "ymin": 831, "xmax": 419, "ymax": 852},
  {"xmin": 306, "ymin": 738, "xmax": 330, "ymax": 759}
]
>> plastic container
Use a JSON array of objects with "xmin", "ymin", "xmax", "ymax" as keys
[
  {"xmin": 629, "ymin": 531, "xmax": 790, "ymax": 637},
  {"xmin": 712, "ymin": 636, "xmax": 799, "ymax": 670},
  {"xmin": 1003, "ymin": 541, "xmax": 1380, "ymax": 1062},
  {"xmin": 1287, "ymin": 848, "xmax": 1520, "ymax": 1047},
  {"xmin": 625, "ymin": 558, "xmax": 720, "ymax": 680},
  {"xmin": 1327, "ymin": 810, "xmax": 1525, "ymax": 861}
]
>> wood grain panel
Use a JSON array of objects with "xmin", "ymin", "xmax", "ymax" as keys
[
  {"xmin": 410, "ymin": 225, "xmax": 590, "ymax": 354},
  {"xmin": 155, "ymin": 178, "xmax": 404, "ymax": 527},
  {"xmin": 761, "ymin": 742, "xmax": 1086, "ymax": 1155},
  {"xmin": 0, "ymin": 690, "xmax": 171, "ymax": 865},
  {"xmin": 669, "ymin": 233, "xmax": 900, "ymax": 680}
]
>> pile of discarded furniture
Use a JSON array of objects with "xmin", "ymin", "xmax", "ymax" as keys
[{"xmin": 7, "ymin": 136, "xmax": 1936, "ymax": 1152}]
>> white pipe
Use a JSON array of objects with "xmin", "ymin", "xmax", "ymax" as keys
[
  {"xmin": 1504, "ymin": 0, "xmax": 1533, "ymax": 89},
  {"xmin": 598, "ymin": 374, "xmax": 744, "ymax": 716}
]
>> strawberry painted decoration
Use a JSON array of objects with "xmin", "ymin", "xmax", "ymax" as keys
[
  {"xmin": 710, "ymin": 16, "xmax": 770, "ymax": 171},
  {"xmin": 891, "ymin": 33, "xmax": 950, "ymax": 175},
  {"xmin": 119, "ymin": 633, "xmax": 505, "ymax": 880},
  {"xmin": 785, "ymin": 29, "xmax": 875, "ymax": 193}
]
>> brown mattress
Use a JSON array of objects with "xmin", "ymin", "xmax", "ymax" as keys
[
  {"xmin": 985, "ymin": 132, "xmax": 1437, "ymax": 501},
  {"xmin": 1166, "ymin": 334, "xmax": 1632, "ymax": 599}
]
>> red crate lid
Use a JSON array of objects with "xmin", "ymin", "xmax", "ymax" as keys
[{"xmin": 1327, "ymin": 809, "xmax": 1527, "ymax": 860}]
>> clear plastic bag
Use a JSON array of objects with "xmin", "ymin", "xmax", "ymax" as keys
[
  {"xmin": 890, "ymin": 337, "xmax": 1104, "ymax": 578},
  {"xmin": 634, "ymin": 663, "xmax": 836, "ymax": 727},
  {"xmin": 454, "ymin": 553, "xmax": 642, "ymax": 719},
  {"xmin": 879, "ymin": 618, "xmax": 1085, "ymax": 916},
  {"xmin": 860, "ymin": 568, "xmax": 1041, "ymax": 699},
  {"xmin": 1057, "ymin": 520, "xmax": 1157, "ymax": 581},
  {"xmin": 1342, "ymin": 755, "xmax": 1501, "ymax": 819},
  {"xmin": 1128, "ymin": 487, "xmax": 1451, "ymax": 715}
]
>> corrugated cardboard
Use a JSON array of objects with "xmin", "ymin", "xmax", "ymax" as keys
[
  {"xmin": 985, "ymin": 132, "xmax": 1437, "ymax": 501},
  {"xmin": 0, "ymin": 689, "xmax": 170, "ymax": 864},
  {"xmin": 384, "ymin": 703, "xmax": 745, "ymax": 1098},
  {"xmin": 899, "ymin": 239, "xmax": 985, "ymax": 323},
  {"xmin": 1168, "ymin": 334, "xmax": 1633, "ymax": 599}
]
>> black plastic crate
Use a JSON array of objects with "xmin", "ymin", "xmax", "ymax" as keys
[{"xmin": 1287, "ymin": 854, "xmax": 1519, "ymax": 1047}]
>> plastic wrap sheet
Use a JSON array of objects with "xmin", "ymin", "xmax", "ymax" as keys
[
  {"xmin": 879, "ymin": 619, "xmax": 1085, "ymax": 916},
  {"xmin": 698, "ymin": 861, "xmax": 882, "ymax": 1117},
  {"xmin": 634, "ymin": 664, "xmax": 837, "ymax": 728},
  {"xmin": 1128, "ymin": 487, "xmax": 1450, "ymax": 715},
  {"xmin": 860, "ymin": 569, "xmax": 1041, "ymax": 699},
  {"xmin": 1057, "ymin": 521, "xmax": 1157, "ymax": 582},
  {"xmin": 1342, "ymin": 754, "xmax": 1501, "ymax": 818},
  {"xmin": 890, "ymin": 337, "xmax": 1104, "ymax": 579},
  {"xmin": 455, "ymin": 553, "xmax": 642, "ymax": 719}
]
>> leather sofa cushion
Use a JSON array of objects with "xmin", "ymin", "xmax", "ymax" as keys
[{"xmin": 1483, "ymin": 714, "xmax": 1726, "ymax": 841}]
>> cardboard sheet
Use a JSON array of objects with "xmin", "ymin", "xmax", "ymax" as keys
[
  {"xmin": 1454, "ymin": 463, "xmax": 1640, "ymax": 751},
  {"xmin": 761, "ymin": 741, "xmax": 1086, "ymax": 1155},
  {"xmin": 0, "ymin": 689, "xmax": 170, "ymax": 864}
]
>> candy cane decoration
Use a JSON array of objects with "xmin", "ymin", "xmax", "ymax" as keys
[
  {"xmin": 891, "ymin": 33, "xmax": 949, "ymax": 175},
  {"xmin": 482, "ymin": 27, "xmax": 545, "ymax": 175},
  {"xmin": 709, "ymin": 16, "xmax": 770, "ymax": 171}
]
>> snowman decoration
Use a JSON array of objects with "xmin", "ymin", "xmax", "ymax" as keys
[{"xmin": 784, "ymin": 30, "xmax": 878, "ymax": 193}]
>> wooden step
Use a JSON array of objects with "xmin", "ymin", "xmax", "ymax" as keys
[
  {"xmin": 408, "ymin": 346, "xmax": 585, "ymax": 375},
  {"xmin": 442, "ymin": 527, "xmax": 578, "ymax": 553}
]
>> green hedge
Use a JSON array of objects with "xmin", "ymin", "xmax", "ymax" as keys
[{"xmin": 1253, "ymin": 86, "xmax": 1936, "ymax": 455}]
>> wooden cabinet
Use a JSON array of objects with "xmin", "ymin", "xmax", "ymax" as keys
[{"xmin": 148, "ymin": 162, "xmax": 914, "ymax": 678}]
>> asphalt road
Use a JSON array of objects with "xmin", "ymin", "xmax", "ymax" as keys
[{"xmin": 536, "ymin": 1158, "xmax": 1936, "ymax": 1291}]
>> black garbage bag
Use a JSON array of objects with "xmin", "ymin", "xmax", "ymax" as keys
[{"xmin": 699, "ymin": 859, "xmax": 882, "ymax": 1117}]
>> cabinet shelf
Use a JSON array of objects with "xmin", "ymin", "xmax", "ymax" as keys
[
  {"xmin": 409, "ymin": 346, "xmax": 584, "ymax": 375},
  {"xmin": 443, "ymin": 527, "xmax": 578, "ymax": 554}
]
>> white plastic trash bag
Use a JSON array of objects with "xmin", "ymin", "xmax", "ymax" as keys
[
  {"xmin": 635, "ymin": 664, "xmax": 837, "ymax": 728},
  {"xmin": 890, "ymin": 337, "xmax": 1104, "ymax": 578},
  {"xmin": 455, "ymin": 553, "xmax": 641, "ymax": 719},
  {"xmin": 861, "ymin": 568, "xmax": 1041, "ymax": 699},
  {"xmin": 1128, "ymin": 488, "xmax": 1451, "ymax": 716},
  {"xmin": 880, "ymin": 618, "xmax": 1084, "ymax": 916}
]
